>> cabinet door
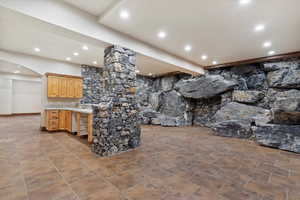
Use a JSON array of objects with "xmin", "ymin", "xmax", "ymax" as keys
[
  {"xmin": 65, "ymin": 111, "xmax": 72, "ymax": 132},
  {"xmin": 59, "ymin": 110, "xmax": 66, "ymax": 130},
  {"xmin": 46, "ymin": 110, "xmax": 59, "ymax": 131},
  {"xmin": 58, "ymin": 78, "xmax": 67, "ymax": 98},
  {"xmin": 66, "ymin": 78, "xmax": 75, "ymax": 98},
  {"xmin": 48, "ymin": 76, "xmax": 59, "ymax": 98},
  {"xmin": 74, "ymin": 79, "xmax": 83, "ymax": 98}
]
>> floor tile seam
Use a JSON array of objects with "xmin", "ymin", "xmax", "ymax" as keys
[
  {"xmin": 42, "ymin": 146, "xmax": 82, "ymax": 200},
  {"xmin": 49, "ymin": 133, "xmax": 126, "ymax": 197}
]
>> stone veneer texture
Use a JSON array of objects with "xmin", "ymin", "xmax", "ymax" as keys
[
  {"xmin": 80, "ymin": 65, "xmax": 104, "ymax": 104},
  {"xmin": 91, "ymin": 46, "xmax": 141, "ymax": 156}
]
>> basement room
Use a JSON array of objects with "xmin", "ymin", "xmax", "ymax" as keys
[{"xmin": 0, "ymin": 0, "xmax": 299, "ymax": 199}]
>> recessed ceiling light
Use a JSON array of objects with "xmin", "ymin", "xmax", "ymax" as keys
[
  {"xmin": 201, "ymin": 55, "xmax": 208, "ymax": 60},
  {"xmin": 73, "ymin": 52, "xmax": 79, "ymax": 56},
  {"xmin": 82, "ymin": 45, "xmax": 89, "ymax": 50},
  {"xmin": 157, "ymin": 31, "xmax": 167, "ymax": 39},
  {"xmin": 148, "ymin": 73, "xmax": 153, "ymax": 76},
  {"xmin": 184, "ymin": 45, "xmax": 192, "ymax": 52},
  {"xmin": 14, "ymin": 70, "xmax": 20, "ymax": 74},
  {"xmin": 239, "ymin": 0, "xmax": 251, "ymax": 5},
  {"xmin": 268, "ymin": 50, "xmax": 275, "ymax": 55},
  {"xmin": 212, "ymin": 61, "xmax": 218, "ymax": 65},
  {"xmin": 34, "ymin": 48, "xmax": 40, "ymax": 52},
  {"xmin": 254, "ymin": 24, "xmax": 265, "ymax": 32},
  {"xmin": 263, "ymin": 41, "xmax": 272, "ymax": 48},
  {"xmin": 120, "ymin": 10, "xmax": 130, "ymax": 19},
  {"xmin": 135, "ymin": 70, "xmax": 140, "ymax": 73},
  {"xmin": 66, "ymin": 57, "xmax": 71, "ymax": 61},
  {"xmin": 93, "ymin": 61, "xmax": 97, "ymax": 65}
]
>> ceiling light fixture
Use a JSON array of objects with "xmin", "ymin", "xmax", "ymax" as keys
[
  {"xmin": 93, "ymin": 61, "xmax": 97, "ymax": 65},
  {"xmin": 66, "ymin": 57, "xmax": 71, "ymax": 61},
  {"xmin": 135, "ymin": 70, "xmax": 140, "ymax": 73},
  {"xmin": 263, "ymin": 41, "xmax": 272, "ymax": 48},
  {"xmin": 120, "ymin": 10, "xmax": 130, "ymax": 19},
  {"xmin": 184, "ymin": 45, "xmax": 192, "ymax": 52},
  {"xmin": 157, "ymin": 31, "xmax": 167, "ymax": 39},
  {"xmin": 73, "ymin": 52, "xmax": 79, "ymax": 56},
  {"xmin": 34, "ymin": 48, "xmax": 40, "ymax": 52},
  {"xmin": 82, "ymin": 45, "xmax": 89, "ymax": 50},
  {"xmin": 268, "ymin": 50, "xmax": 275, "ymax": 55},
  {"xmin": 212, "ymin": 61, "xmax": 218, "ymax": 65},
  {"xmin": 254, "ymin": 24, "xmax": 265, "ymax": 32},
  {"xmin": 14, "ymin": 70, "xmax": 20, "ymax": 74},
  {"xmin": 201, "ymin": 55, "xmax": 208, "ymax": 60},
  {"xmin": 239, "ymin": 0, "xmax": 251, "ymax": 5},
  {"xmin": 148, "ymin": 73, "xmax": 153, "ymax": 76}
]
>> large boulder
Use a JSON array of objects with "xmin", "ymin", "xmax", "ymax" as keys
[
  {"xmin": 213, "ymin": 102, "xmax": 271, "ymax": 124},
  {"xmin": 211, "ymin": 102, "xmax": 271, "ymax": 138},
  {"xmin": 158, "ymin": 90, "xmax": 193, "ymax": 126},
  {"xmin": 267, "ymin": 68, "xmax": 300, "ymax": 89},
  {"xmin": 253, "ymin": 123, "xmax": 300, "ymax": 153},
  {"xmin": 175, "ymin": 75, "xmax": 237, "ymax": 99},
  {"xmin": 232, "ymin": 90, "xmax": 265, "ymax": 104},
  {"xmin": 148, "ymin": 92, "xmax": 162, "ymax": 110}
]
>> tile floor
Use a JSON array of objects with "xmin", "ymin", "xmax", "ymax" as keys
[{"xmin": 0, "ymin": 115, "xmax": 299, "ymax": 200}]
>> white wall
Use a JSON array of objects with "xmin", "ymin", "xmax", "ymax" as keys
[
  {"xmin": 0, "ymin": 74, "xmax": 42, "ymax": 115},
  {"xmin": 12, "ymin": 79, "xmax": 42, "ymax": 114},
  {"xmin": 0, "ymin": 78, "xmax": 12, "ymax": 114}
]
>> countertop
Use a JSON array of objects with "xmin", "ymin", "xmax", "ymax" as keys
[{"xmin": 45, "ymin": 107, "xmax": 93, "ymax": 114}]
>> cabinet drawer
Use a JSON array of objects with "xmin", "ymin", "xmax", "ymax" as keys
[{"xmin": 48, "ymin": 110, "xmax": 59, "ymax": 119}]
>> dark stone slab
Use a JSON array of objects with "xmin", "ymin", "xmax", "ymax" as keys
[
  {"xmin": 253, "ymin": 123, "xmax": 300, "ymax": 153},
  {"xmin": 175, "ymin": 75, "xmax": 237, "ymax": 99},
  {"xmin": 267, "ymin": 68, "xmax": 300, "ymax": 89},
  {"xmin": 211, "ymin": 120, "xmax": 252, "ymax": 138}
]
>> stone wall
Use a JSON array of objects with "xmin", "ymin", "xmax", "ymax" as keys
[
  {"xmin": 136, "ymin": 58, "xmax": 300, "ymax": 153},
  {"xmin": 91, "ymin": 46, "xmax": 141, "ymax": 156}
]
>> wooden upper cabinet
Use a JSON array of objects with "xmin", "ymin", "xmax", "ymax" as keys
[
  {"xmin": 58, "ymin": 78, "xmax": 67, "ymax": 98},
  {"xmin": 66, "ymin": 78, "xmax": 75, "ymax": 98},
  {"xmin": 48, "ymin": 76, "xmax": 59, "ymax": 97},
  {"xmin": 46, "ymin": 73, "xmax": 83, "ymax": 99},
  {"xmin": 74, "ymin": 79, "xmax": 83, "ymax": 98}
]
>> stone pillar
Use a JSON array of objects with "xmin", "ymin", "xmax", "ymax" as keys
[{"xmin": 92, "ymin": 45, "xmax": 141, "ymax": 156}]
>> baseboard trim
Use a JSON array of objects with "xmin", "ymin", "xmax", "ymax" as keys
[{"xmin": 0, "ymin": 113, "xmax": 41, "ymax": 117}]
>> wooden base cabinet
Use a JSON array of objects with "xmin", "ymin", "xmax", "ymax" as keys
[{"xmin": 46, "ymin": 110, "xmax": 72, "ymax": 132}]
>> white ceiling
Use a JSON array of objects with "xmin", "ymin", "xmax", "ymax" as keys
[
  {"xmin": 68, "ymin": 0, "xmax": 300, "ymax": 66},
  {"xmin": 0, "ymin": 60, "xmax": 40, "ymax": 76},
  {"xmin": 61, "ymin": 0, "xmax": 119, "ymax": 16},
  {"xmin": 0, "ymin": 6, "xmax": 184, "ymax": 75}
]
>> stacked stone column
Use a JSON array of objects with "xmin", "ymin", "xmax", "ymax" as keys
[{"xmin": 92, "ymin": 45, "xmax": 141, "ymax": 156}]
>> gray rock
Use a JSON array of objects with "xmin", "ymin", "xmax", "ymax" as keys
[
  {"xmin": 211, "ymin": 120, "xmax": 252, "ymax": 138},
  {"xmin": 263, "ymin": 61, "xmax": 300, "ymax": 72},
  {"xmin": 193, "ymin": 97, "xmax": 221, "ymax": 126},
  {"xmin": 175, "ymin": 75, "xmax": 237, "ymax": 99},
  {"xmin": 267, "ymin": 68, "xmax": 300, "ymax": 88},
  {"xmin": 149, "ymin": 92, "xmax": 162, "ymax": 110},
  {"xmin": 159, "ymin": 90, "xmax": 188, "ymax": 117},
  {"xmin": 246, "ymin": 73, "xmax": 267, "ymax": 90},
  {"xmin": 213, "ymin": 102, "xmax": 271, "ymax": 125},
  {"xmin": 232, "ymin": 90, "xmax": 265, "ymax": 104},
  {"xmin": 160, "ymin": 76, "xmax": 178, "ymax": 91},
  {"xmin": 253, "ymin": 124, "xmax": 300, "ymax": 153}
]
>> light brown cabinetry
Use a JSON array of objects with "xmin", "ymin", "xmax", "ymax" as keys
[
  {"xmin": 46, "ymin": 110, "xmax": 59, "ymax": 131},
  {"xmin": 46, "ymin": 110, "xmax": 72, "ymax": 132},
  {"xmin": 47, "ymin": 73, "xmax": 83, "ymax": 98}
]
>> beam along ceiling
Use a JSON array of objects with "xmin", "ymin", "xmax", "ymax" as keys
[
  {"xmin": 0, "ymin": 6, "xmax": 189, "ymax": 75},
  {"xmin": 64, "ymin": 0, "xmax": 300, "ymax": 67}
]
